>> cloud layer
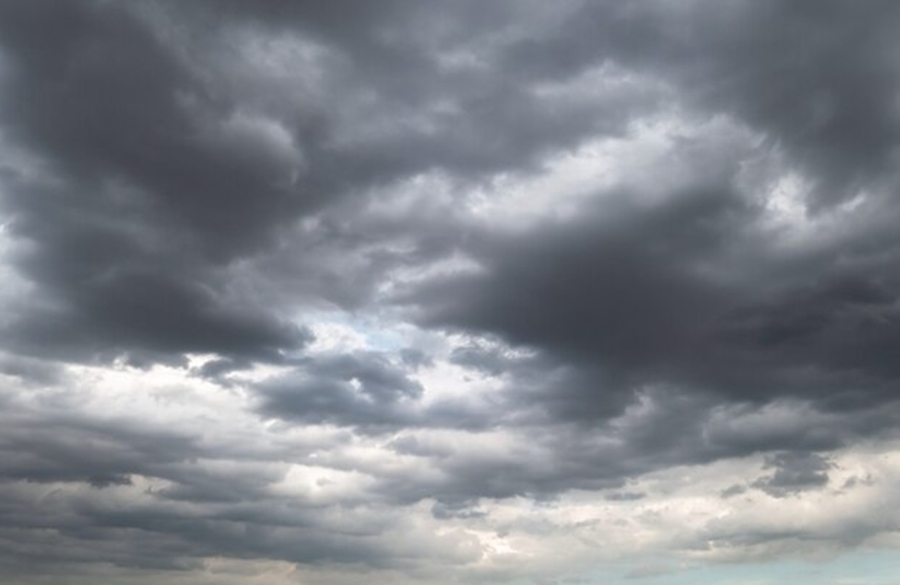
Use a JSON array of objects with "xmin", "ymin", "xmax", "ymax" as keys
[{"xmin": 2, "ymin": 1, "xmax": 900, "ymax": 583}]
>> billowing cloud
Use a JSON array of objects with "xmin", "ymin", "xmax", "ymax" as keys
[{"xmin": 2, "ymin": 1, "xmax": 900, "ymax": 584}]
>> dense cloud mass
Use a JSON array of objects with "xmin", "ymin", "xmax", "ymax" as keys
[{"xmin": 2, "ymin": 1, "xmax": 900, "ymax": 584}]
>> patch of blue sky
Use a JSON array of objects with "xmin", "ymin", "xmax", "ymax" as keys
[
  {"xmin": 305, "ymin": 309, "xmax": 408, "ymax": 353},
  {"xmin": 591, "ymin": 549, "xmax": 900, "ymax": 585}
]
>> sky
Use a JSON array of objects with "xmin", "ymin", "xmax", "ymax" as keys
[{"xmin": 1, "ymin": 1, "xmax": 900, "ymax": 583}]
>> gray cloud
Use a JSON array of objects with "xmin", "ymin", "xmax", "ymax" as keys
[
  {"xmin": 751, "ymin": 452, "xmax": 834, "ymax": 497},
  {"xmin": 2, "ymin": 0, "xmax": 900, "ymax": 582},
  {"xmin": 257, "ymin": 351, "xmax": 426, "ymax": 430}
]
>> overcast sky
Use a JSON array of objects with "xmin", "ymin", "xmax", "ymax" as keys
[{"xmin": 2, "ymin": 1, "xmax": 900, "ymax": 584}]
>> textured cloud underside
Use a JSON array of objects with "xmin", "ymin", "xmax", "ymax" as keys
[{"xmin": 1, "ymin": 1, "xmax": 900, "ymax": 584}]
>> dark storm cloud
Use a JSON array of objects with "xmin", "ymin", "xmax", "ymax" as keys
[
  {"xmin": 257, "ymin": 351, "xmax": 425, "ymax": 429},
  {"xmin": 385, "ymin": 0, "xmax": 900, "ymax": 444},
  {"xmin": 503, "ymin": 0, "xmax": 900, "ymax": 209},
  {"xmin": 415, "ymin": 185, "xmax": 740, "ymax": 357},
  {"xmin": 0, "ymin": 0, "xmax": 301, "ymax": 255},
  {"xmin": 0, "ymin": 353, "xmax": 63, "ymax": 386},
  {"xmin": 4, "ymin": 250, "xmax": 312, "ymax": 364},
  {"xmin": 203, "ymin": 0, "xmax": 660, "ymax": 178},
  {"xmin": 751, "ymin": 452, "xmax": 833, "ymax": 497},
  {"xmin": 398, "ymin": 67, "xmax": 900, "ymax": 433},
  {"xmin": 402, "ymin": 181, "xmax": 900, "ymax": 423},
  {"xmin": 0, "ymin": 402, "xmax": 198, "ymax": 487},
  {"xmin": 723, "ymin": 451, "xmax": 837, "ymax": 500},
  {"xmin": 3, "ymin": 0, "xmax": 900, "ymax": 579},
  {"xmin": 255, "ymin": 350, "xmax": 497, "ymax": 433},
  {"xmin": 0, "ymin": 0, "xmax": 662, "ymax": 367},
  {"xmin": 0, "ymin": 0, "xmax": 312, "ymax": 364},
  {"xmin": 401, "ymin": 185, "xmax": 744, "ymax": 422},
  {"xmin": 397, "ymin": 205, "xmax": 900, "ymax": 485},
  {"xmin": 0, "ymin": 0, "xmax": 896, "ymax": 383}
]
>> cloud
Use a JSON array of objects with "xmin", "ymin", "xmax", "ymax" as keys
[
  {"xmin": 751, "ymin": 452, "xmax": 834, "ymax": 497},
  {"xmin": 2, "ymin": 1, "xmax": 900, "ymax": 583},
  {"xmin": 256, "ymin": 351, "xmax": 425, "ymax": 430}
]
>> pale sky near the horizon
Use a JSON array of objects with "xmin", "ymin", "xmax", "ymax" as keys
[{"xmin": 2, "ymin": 1, "xmax": 900, "ymax": 584}]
